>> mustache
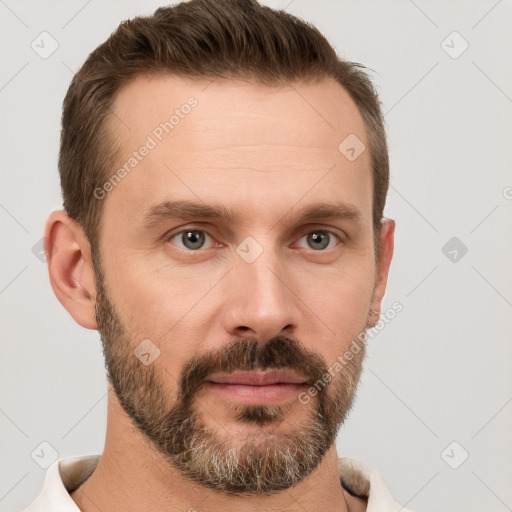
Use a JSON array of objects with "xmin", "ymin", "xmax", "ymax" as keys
[{"xmin": 178, "ymin": 336, "xmax": 329, "ymax": 402}]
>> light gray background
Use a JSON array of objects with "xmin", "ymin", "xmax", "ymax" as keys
[{"xmin": 1, "ymin": 1, "xmax": 511, "ymax": 511}]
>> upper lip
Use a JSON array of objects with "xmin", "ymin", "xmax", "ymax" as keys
[{"xmin": 208, "ymin": 370, "xmax": 307, "ymax": 386}]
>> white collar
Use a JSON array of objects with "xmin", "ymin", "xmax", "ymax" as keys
[{"xmin": 23, "ymin": 454, "xmax": 414, "ymax": 511}]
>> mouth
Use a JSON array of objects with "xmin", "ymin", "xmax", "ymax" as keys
[{"xmin": 205, "ymin": 370, "xmax": 309, "ymax": 405}]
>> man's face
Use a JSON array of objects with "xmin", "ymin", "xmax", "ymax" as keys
[{"xmin": 93, "ymin": 75, "xmax": 379, "ymax": 494}]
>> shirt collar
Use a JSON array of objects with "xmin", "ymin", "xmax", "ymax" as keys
[{"xmin": 24, "ymin": 455, "xmax": 412, "ymax": 512}]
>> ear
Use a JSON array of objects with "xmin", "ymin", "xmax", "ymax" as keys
[
  {"xmin": 368, "ymin": 218, "xmax": 395, "ymax": 328},
  {"xmin": 44, "ymin": 210, "xmax": 98, "ymax": 330}
]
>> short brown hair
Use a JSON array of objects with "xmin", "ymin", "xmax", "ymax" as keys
[{"xmin": 59, "ymin": 0, "xmax": 389, "ymax": 260}]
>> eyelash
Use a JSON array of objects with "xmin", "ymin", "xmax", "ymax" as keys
[{"xmin": 165, "ymin": 227, "xmax": 345, "ymax": 253}]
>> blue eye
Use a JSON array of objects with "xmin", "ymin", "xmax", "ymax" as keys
[
  {"xmin": 167, "ymin": 228, "xmax": 342, "ymax": 253},
  {"xmin": 298, "ymin": 230, "xmax": 341, "ymax": 251},
  {"xmin": 170, "ymin": 230, "xmax": 213, "ymax": 250}
]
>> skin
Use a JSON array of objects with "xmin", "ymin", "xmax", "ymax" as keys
[{"xmin": 45, "ymin": 75, "xmax": 395, "ymax": 511}]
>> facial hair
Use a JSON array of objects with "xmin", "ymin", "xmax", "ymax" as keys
[{"xmin": 91, "ymin": 249, "xmax": 367, "ymax": 495}]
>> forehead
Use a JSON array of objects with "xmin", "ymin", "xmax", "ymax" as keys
[
  {"xmin": 111, "ymin": 73, "xmax": 368, "ymax": 152},
  {"xmin": 102, "ymin": 74, "xmax": 372, "ymax": 232}
]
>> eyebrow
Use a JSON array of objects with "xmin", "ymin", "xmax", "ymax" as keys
[{"xmin": 140, "ymin": 199, "xmax": 362, "ymax": 230}]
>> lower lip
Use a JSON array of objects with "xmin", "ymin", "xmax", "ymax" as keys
[{"xmin": 205, "ymin": 382, "xmax": 308, "ymax": 405}]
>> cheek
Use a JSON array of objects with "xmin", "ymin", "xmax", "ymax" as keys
[
  {"xmin": 298, "ymin": 262, "xmax": 374, "ymax": 360},
  {"xmin": 105, "ymin": 256, "xmax": 195, "ymax": 333},
  {"xmin": 305, "ymin": 256, "xmax": 374, "ymax": 310},
  {"xmin": 104, "ymin": 260, "xmax": 214, "ymax": 377}
]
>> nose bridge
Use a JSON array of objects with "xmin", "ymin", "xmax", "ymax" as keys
[
  {"xmin": 223, "ymin": 235, "xmax": 299, "ymax": 339},
  {"xmin": 244, "ymin": 247, "xmax": 287, "ymax": 306}
]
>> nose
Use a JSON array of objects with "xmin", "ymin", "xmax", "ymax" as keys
[{"xmin": 222, "ymin": 246, "xmax": 300, "ymax": 342}]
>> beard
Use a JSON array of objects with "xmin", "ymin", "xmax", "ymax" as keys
[{"xmin": 91, "ymin": 249, "xmax": 367, "ymax": 495}]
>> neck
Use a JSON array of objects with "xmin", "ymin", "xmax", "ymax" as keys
[{"xmin": 70, "ymin": 390, "xmax": 362, "ymax": 512}]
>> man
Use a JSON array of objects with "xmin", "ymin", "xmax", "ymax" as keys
[{"xmin": 24, "ymin": 0, "xmax": 412, "ymax": 510}]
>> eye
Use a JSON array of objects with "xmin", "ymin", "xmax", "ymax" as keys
[
  {"xmin": 168, "ymin": 230, "xmax": 214, "ymax": 251},
  {"xmin": 296, "ymin": 230, "xmax": 342, "ymax": 251},
  {"xmin": 166, "ymin": 228, "xmax": 343, "ymax": 253}
]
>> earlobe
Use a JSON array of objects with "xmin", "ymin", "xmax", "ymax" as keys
[
  {"xmin": 367, "ymin": 218, "xmax": 395, "ymax": 328},
  {"xmin": 44, "ymin": 210, "xmax": 99, "ymax": 330}
]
